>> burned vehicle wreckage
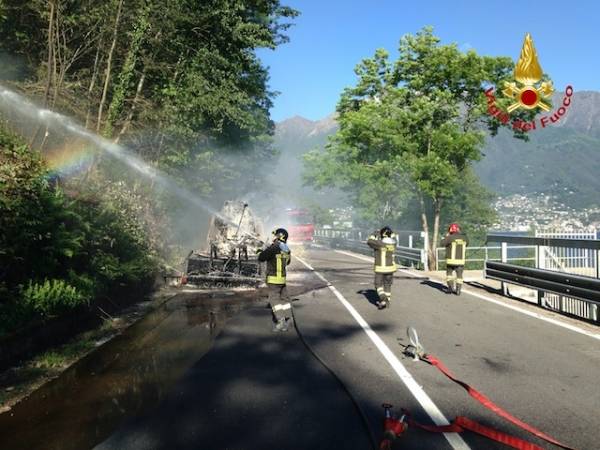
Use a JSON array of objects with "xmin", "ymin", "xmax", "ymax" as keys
[{"xmin": 185, "ymin": 201, "xmax": 267, "ymax": 288}]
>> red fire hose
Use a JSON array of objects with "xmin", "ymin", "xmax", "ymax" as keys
[
  {"xmin": 380, "ymin": 331, "xmax": 576, "ymax": 450},
  {"xmin": 422, "ymin": 353, "xmax": 575, "ymax": 450}
]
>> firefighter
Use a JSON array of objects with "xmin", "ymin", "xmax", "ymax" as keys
[
  {"xmin": 441, "ymin": 223, "xmax": 469, "ymax": 295},
  {"xmin": 258, "ymin": 228, "xmax": 292, "ymax": 332},
  {"xmin": 367, "ymin": 226, "xmax": 397, "ymax": 309}
]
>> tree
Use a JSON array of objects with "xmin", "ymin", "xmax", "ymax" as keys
[
  {"xmin": 305, "ymin": 27, "xmax": 530, "ymax": 267},
  {"xmin": 440, "ymin": 168, "xmax": 498, "ymax": 243},
  {"xmin": 1, "ymin": 0, "xmax": 298, "ymax": 204},
  {"xmin": 0, "ymin": 1, "xmax": 299, "ymax": 334}
]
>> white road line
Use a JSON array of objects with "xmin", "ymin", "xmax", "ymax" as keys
[
  {"xmin": 336, "ymin": 248, "xmax": 600, "ymax": 342},
  {"xmin": 295, "ymin": 255, "xmax": 471, "ymax": 450}
]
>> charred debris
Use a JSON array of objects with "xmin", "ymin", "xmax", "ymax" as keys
[{"xmin": 184, "ymin": 201, "xmax": 267, "ymax": 289}]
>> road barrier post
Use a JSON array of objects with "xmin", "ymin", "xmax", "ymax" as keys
[
  {"xmin": 501, "ymin": 242, "xmax": 508, "ymax": 296},
  {"xmin": 422, "ymin": 231, "xmax": 429, "ymax": 272},
  {"xmin": 536, "ymin": 244, "xmax": 544, "ymax": 306}
]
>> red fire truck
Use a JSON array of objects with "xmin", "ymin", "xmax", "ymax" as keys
[{"xmin": 285, "ymin": 208, "xmax": 314, "ymax": 244}]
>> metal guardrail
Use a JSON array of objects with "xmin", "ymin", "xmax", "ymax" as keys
[
  {"xmin": 396, "ymin": 246, "xmax": 424, "ymax": 266},
  {"xmin": 485, "ymin": 261, "xmax": 600, "ymax": 305},
  {"xmin": 314, "ymin": 228, "xmax": 424, "ymax": 247},
  {"xmin": 315, "ymin": 236, "xmax": 368, "ymax": 255},
  {"xmin": 314, "ymin": 232, "xmax": 426, "ymax": 268},
  {"xmin": 314, "ymin": 229, "xmax": 600, "ymax": 322},
  {"xmin": 485, "ymin": 234, "xmax": 600, "ymax": 322},
  {"xmin": 435, "ymin": 245, "xmax": 536, "ymax": 271},
  {"xmin": 487, "ymin": 234, "xmax": 600, "ymax": 250}
]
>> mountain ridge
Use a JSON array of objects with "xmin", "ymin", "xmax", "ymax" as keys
[
  {"xmin": 274, "ymin": 90, "xmax": 600, "ymax": 208},
  {"xmin": 276, "ymin": 90, "xmax": 600, "ymax": 136}
]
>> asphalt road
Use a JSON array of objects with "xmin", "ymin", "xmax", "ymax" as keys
[
  {"xmin": 289, "ymin": 246, "xmax": 600, "ymax": 450},
  {"xmin": 96, "ymin": 246, "xmax": 599, "ymax": 449},
  {"xmin": 94, "ymin": 303, "xmax": 374, "ymax": 450},
  {"xmin": 3, "ymin": 246, "xmax": 598, "ymax": 449}
]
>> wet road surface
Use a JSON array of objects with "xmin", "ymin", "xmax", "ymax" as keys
[
  {"xmin": 0, "ymin": 291, "xmax": 255, "ymax": 450},
  {"xmin": 95, "ymin": 305, "xmax": 372, "ymax": 450}
]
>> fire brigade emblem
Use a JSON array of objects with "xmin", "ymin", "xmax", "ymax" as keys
[{"xmin": 503, "ymin": 33, "xmax": 554, "ymax": 112}]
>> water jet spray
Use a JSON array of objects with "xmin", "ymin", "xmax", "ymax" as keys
[{"xmin": 0, "ymin": 84, "xmax": 243, "ymax": 229}]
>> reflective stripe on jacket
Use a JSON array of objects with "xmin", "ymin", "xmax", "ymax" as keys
[
  {"xmin": 442, "ymin": 233, "xmax": 468, "ymax": 266},
  {"xmin": 367, "ymin": 234, "xmax": 397, "ymax": 274},
  {"xmin": 258, "ymin": 242, "xmax": 291, "ymax": 285}
]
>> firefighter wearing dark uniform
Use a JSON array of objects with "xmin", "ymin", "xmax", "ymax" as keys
[
  {"xmin": 367, "ymin": 226, "xmax": 397, "ymax": 309},
  {"xmin": 441, "ymin": 223, "xmax": 469, "ymax": 295},
  {"xmin": 258, "ymin": 228, "xmax": 292, "ymax": 332}
]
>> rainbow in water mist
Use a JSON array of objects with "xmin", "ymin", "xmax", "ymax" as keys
[
  {"xmin": 0, "ymin": 83, "xmax": 251, "ymax": 231},
  {"xmin": 44, "ymin": 141, "xmax": 95, "ymax": 178}
]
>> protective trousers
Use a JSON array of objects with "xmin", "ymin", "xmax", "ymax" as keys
[
  {"xmin": 446, "ymin": 264, "xmax": 464, "ymax": 290},
  {"xmin": 374, "ymin": 273, "xmax": 393, "ymax": 303},
  {"xmin": 268, "ymin": 283, "xmax": 292, "ymax": 321}
]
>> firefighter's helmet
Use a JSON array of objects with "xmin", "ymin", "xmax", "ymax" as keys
[
  {"xmin": 272, "ymin": 228, "xmax": 289, "ymax": 243},
  {"xmin": 380, "ymin": 226, "xmax": 393, "ymax": 238},
  {"xmin": 448, "ymin": 223, "xmax": 461, "ymax": 234}
]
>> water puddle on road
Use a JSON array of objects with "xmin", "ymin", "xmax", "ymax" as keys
[{"xmin": 0, "ymin": 290, "xmax": 257, "ymax": 450}]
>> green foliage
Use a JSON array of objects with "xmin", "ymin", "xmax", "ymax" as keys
[
  {"xmin": 0, "ymin": 126, "xmax": 83, "ymax": 284},
  {"xmin": 0, "ymin": 125, "xmax": 157, "ymax": 336},
  {"xmin": 21, "ymin": 279, "xmax": 88, "ymax": 317},
  {"xmin": 0, "ymin": 0, "xmax": 297, "ymax": 202},
  {"xmin": 0, "ymin": 1, "xmax": 299, "ymax": 335},
  {"xmin": 304, "ymin": 27, "xmax": 522, "ymax": 263},
  {"xmin": 293, "ymin": 197, "xmax": 335, "ymax": 226},
  {"xmin": 440, "ymin": 168, "xmax": 498, "ymax": 244},
  {"xmin": 103, "ymin": 3, "xmax": 150, "ymax": 137},
  {"xmin": 303, "ymin": 92, "xmax": 414, "ymax": 223},
  {"xmin": 477, "ymin": 126, "xmax": 600, "ymax": 209}
]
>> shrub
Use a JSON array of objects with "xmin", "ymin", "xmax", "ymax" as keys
[
  {"xmin": 0, "ymin": 124, "xmax": 159, "ymax": 336},
  {"xmin": 21, "ymin": 279, "xmax": 89, "ymax": 318}
]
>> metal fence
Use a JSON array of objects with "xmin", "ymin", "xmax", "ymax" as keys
[
  {"xmin": 535, "ymin": 229, "xmax": 598, "ymax": 277},
  {"xmin": 314, "ymin": 228, "xmax": 427, "ymax": 268},
  {"xmin": 486, "ymin": 233, "xmax": 600, "ymax": 322},
  {"xmin": 435, "ymin": 245, "xmax": 536, "ymax": 271},
  {"xmin": 314, "ymin": 227, "xmax": 600, "ymax": 323},
  {"xmin": 533, "ymin": 229, "xmax": 599, "ymax": 321}
]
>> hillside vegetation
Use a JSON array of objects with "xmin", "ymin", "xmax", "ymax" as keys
[
  {"xmin": 477, "ymin": 125, "xmax": 600, "ymax": 208},
  {"xmin": 0, "ymin": 1, "xmax": 297, "ymax": 336},
  {"xmin": 276, "ymin": 91, "xmax": 600, "ymax": 210},
  {"xmin": 0, "ymin": 126, "xmax": 155, "ymax": 336}
]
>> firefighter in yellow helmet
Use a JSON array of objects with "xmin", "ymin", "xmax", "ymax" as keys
[
  {"xmin": 367, "ymin": 226, "xmax": 397, "ymax": 309},
  {"xmin": 258, "ymin": 228, "xmax": 292, "ymax": 332},
  {"xmin": 441, "ymin": 223, "xmax": 469, "ymax": 295}
]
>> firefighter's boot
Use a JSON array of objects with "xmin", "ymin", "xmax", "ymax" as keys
[
  {"xmin": 376, "ymin": 289, "xmax": 387, "ymax": 309},
  {"xmin": 455, "ymin": 284, "xmax": 462, "ymax": 296},
  {"xmin": 383, "ymin": 293, "xmax": 391, "ymax": 308},
  {"xmin": 446, "ymin": 281, "xmax": 455, "ymax": 294},
  {"xmin": 273, "ymin": 318, "xmax": 287, "ymax": 332}
]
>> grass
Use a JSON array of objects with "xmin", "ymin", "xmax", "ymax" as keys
[
  {"xmin": 0, "ymin": 292, "xmax": 172, "ymax": 413},
  {"xmin": 35, "ymin": 337, "xmax": 97, "ymax": 369}
]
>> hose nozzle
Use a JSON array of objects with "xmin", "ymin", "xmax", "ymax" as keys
[{"xmin": 405, "ymin": 326, "xmax": 426, "ymax": 360}]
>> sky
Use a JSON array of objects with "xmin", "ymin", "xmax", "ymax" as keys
[{"xmin": 257, "ymin": 0, "xmax": 600, "ymax": 122}]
